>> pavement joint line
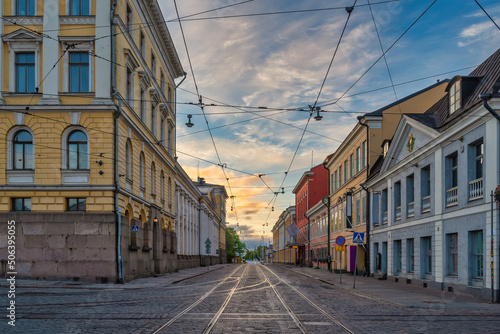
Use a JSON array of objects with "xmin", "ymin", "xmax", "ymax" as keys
[{"xmin": 171, "ymin": 264, "xmax": 229, "ymax": 284}]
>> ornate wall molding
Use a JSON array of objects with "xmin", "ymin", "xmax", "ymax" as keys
[
  {"xmin": 4, "ymin": 17, "xmax": 43, "ymax": 25},
  {"xmin": 60, "ymin": 16, "xmax": 96, "ymax": 25}
]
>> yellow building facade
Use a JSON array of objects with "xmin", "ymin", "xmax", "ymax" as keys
[
  {"xmin": 0, "ymin": 0, "xmax": 184, "ymax": 282},
  {"xmin": 326, "ymin": 81, "xmax": 449, "ymax": 274}
]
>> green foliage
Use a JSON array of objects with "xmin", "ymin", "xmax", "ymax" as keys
[{"xmin": 226, "ymin": 227, "xmax": 246, "ymax": 262}]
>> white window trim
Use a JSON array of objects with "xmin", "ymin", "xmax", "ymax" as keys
[
  {"xmin": 6, "ymin": 40, "xmax": 40, "ymax": 93},
  {"xmin": 61, "ymin": 39, "xmax": 94, "ymax": 93},
  {"xmin": 12, "ymin": 0, "xmax": 38, "ymax": 16},
  {"xmin": 65, "ymin": 0, "xmax": 92, "ymax": 15}
]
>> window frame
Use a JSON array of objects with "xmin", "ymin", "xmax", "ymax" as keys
[
  {"xmin": 15, "ymin": 0, "xmax": 37, "ymax": 16},
  {"xmin": 69, "ymin": 0, "xmax": 90, "ymax": 16},
  {"xmin": 446, "ymin": 233, "xmax": 458, "ymax": 276},
  {"xmin": 12, "ymin": 197, "xmax": 31, "ymax": 211},
  {"xmin": 470, "ymin": 230, "xmax": 483, "ymax": 279},
  {"xmin": 68, "ymin": 52, "xmax": 90, "ymax": 93},
  {"xmin": 67, "ymin": 130, "xmax": 89, "ymax": 170},
  {"xmin": 406, "ymin": 238, "xmax": 414, "ymax": 273},
  {"xmin": 422, "ymin": 236, "xmax": 432, "ymax": 275},
  {"xmin": 12, "ymin": 130, "xmax": 34, "ymax": 170},
  {"xmin": 61, "ymin": 39, "xmax": 94, "ymax": 93},
  {"xmin": 66, "ymin": 197, "xmax": 86, "ymax": 211},
  {"xmin": 449, "ymin": 80, "xmax": 461, "ymax": 114},
  {"xmin": 15, "ymin": 52, "xmax": 36, "ymax": 93}
]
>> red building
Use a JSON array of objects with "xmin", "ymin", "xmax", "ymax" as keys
[{"xmin": 292, "ymin": 163, "xmax": 328, "ymax": 265}]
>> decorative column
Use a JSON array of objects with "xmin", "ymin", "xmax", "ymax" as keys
[
  {"xmin": 92, "ymin": 0, "xmax": 112, "ymax": 104},
  {"xmin": 39, "ymin": 0, "xmax": 60, "ymax": 104}
]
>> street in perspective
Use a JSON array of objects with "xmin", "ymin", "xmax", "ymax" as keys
[{"xmin": 1, "ymin": 0, "xmax": 500, "ymax": 333}]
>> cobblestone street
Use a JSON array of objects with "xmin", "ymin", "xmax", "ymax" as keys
[{"xmin": 1, "ymin": 263, "xmax": 499, "ymax": 334}]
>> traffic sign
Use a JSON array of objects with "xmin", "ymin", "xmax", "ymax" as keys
[
  {"xmin": 132, "ymin": 225, "xmax": 139, "ymax": 233},
  {"xmin": 353, "ymin": 232, "xmax": 365, "ymax": 244},
  {"xmin": 336, "ymin": 236, "xmax": 346, "ymax": 246},
  {"xmin": 495, "ymin": 185, "xmax": 500, "ymax": 205},
  {"xmin": 336, "ymin": 245, "xmax": 346, "ymax": 252}
]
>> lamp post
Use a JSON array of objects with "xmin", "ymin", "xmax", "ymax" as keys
[{"xmin": 321, "ymin": 196, "xmax": 331, "ymax": 272}]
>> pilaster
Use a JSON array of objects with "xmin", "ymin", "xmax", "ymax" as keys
[
  {"xmin": 0, "ymin": 4, "xmax": 5, "ymax": 104},
  {"xmin": 92, "ymin": 0, "xmax": 113, "ymax": 104}
]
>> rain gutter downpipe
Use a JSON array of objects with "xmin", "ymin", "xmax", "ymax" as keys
[
  {"xmin": 322, "ymin": 162, "xmax": 332, "ymax": 272},
  {"xmin": 357, "ymin": 116, "xmax": 370, "ymax": 277},
  {"xmin": 111, "ymin": 0, "xmax": 124, "ymax": 284}
]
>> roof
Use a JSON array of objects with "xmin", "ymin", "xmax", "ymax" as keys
[
  {"xmin": 412, "ymin": 48, "xmax": 500, "ymax": 131},
  {"xmin": 365, "ymin": 79, "xmax": 450, "ymax": 117}
]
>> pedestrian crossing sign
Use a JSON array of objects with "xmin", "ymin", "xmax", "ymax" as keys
[
  {"xmin": 132, "ymin": 225, "xmax": 139, "ymax": 233},
  {"xmin": 353, "ymin": 232, "xmax": 365, "ymax": 243}
]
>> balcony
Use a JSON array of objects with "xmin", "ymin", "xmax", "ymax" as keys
[
  {"xmin": 469, "ymin": 178, "xmax": 483, "ymax": 201},
  {"xmin": 395, "ymin": 206, "xmax": 401, "ymax": 221},
  {"xmin": 446, "ymin": 186, "xmax": 458, "ymax": 206},
  {"xmin": 422, "ymin": 196, "xmax": 431, "ymax": 213},
  {"xmin": 382, "ymin": 211, "xmax": 388, "ymax": 223},
  {"xmin": 407, "ymin": 201, "xmax": 414, "ymax": 217}
]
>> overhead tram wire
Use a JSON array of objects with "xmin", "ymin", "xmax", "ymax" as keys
[
  {"xmin": 474, "ymin": 0, "xmax": 500, "ymax": 31},
  {"xmin": 321, "ymin": 0, "xmax": 438, "ymax": 109},
  {"xmin": 367, "ymin": 0, "xmax": 402, "ymax": 115},
  {"xmin": 174, "ymin": 0, "xmax": 242, "ymax": 223},
  {"xmin": 167, "ymin": 1, "xmax": 400, "ymax": 22}
]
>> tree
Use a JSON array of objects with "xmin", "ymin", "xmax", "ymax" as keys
[{"xmin": 226, "ymin": 227, "xmax": 246, "ymax": 262}]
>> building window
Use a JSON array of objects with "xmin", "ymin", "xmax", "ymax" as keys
[
  {"xmin": 125, "ymin": 140, "xmax": 132, "ymax": 179},
  {"xmin": 140, "ymin": 32, "xmax": 146, "ymax": 59},
  {"xmin": 168, "ymin": 125, "xmax": 174, "ymax": 156},
  {"xmin": 126, "ymin": 5, "xmax": 133, "ymax": 34},
  {"xmin": 338, "ymin": 166, "xmax": 343, "ymax": 187},
  {"xmin": 161, "ymin": 71, "xmax": 165, "ymax": 95},
  {"xmin": 151, "ymin": 101, "xmax": 157, "ymax": 136},
  {"xmin": 469, "ymin": 140, "xmax": 484, "ymax": 200},
  {"xmin": 12, "ymin": 198, "xmax": 31, "ymax": 211},
  {"xmin": 394, "ymin": 181, "xmax": 401, "ymax": 221},
  {"xmin": 13, "ymin": 130, "xmax": 33, "ymax": 170},
  {"xmin": 406, "ymin": 174, "xmax": 414, "ymax": 217},
  {"xmin": 343, "ymin": 160, "xmax": 348, "ymax": 182},
  {"xmin": 140, "ymin": 154, "xmax": 145, "ymax": 190},
  {"xmin": 356, "ymin": 147, "xmax": 360, "ymax": 173},
  {"xmin": 333, "ymin": 170, "xmax": 338, "ymax": 191},
  {"xmin": 168, "ymin": 85, "xmax": 172, "ymax": 102},
  {"xmin": 449, "ymin": 81, "xmax": 461, "ymax": 114},
  {"xmin": 70, "ymin": 0, "xmax": 90, "ymax": 15},
  {"xmin": 16, "ymin": 52, "xmax": 36, "ymax": 93},
  {"xmin": 68, "ymin": 130, "xmax": 88, "ymax": 169},
  {"xmin": 446, "ymin": 233, "xmax": 458, "ymax": 275},
  {"xmin": 421, "ymin": 165, "xmax": 431, "ymax": 212},
  {"xmin": 381, "ymin": 188, "xmax": 388, "ymax": 223},
  {"xmin": 372, "ymin": 193, "xmax": 379, "ymax": 225},
  {"xmin": 355, "ymin": 195, "xmax": 360, "ymax": 226},
  {"xmin": 446, "ymin": 153, "xmax": 458, "ymax": 206},
  {"xmin": 151, "ymin": 53, "xmax": 156, "ymax": 79},
  {"xmin": 349, "ymin": 153, "xmax": 354, "ymax": 178},
  {"xmin": 406, "ymin": 238, "xmax": 414, "ymax": 272},
  {"xmin": 362, "ymin": 193, "xmax": 366, "ymax": 224},
  {"xmin": 150, "ymin": 163, "xmax": 155, "ymax": 196},
  {"xmin": 69, "ymin": 53, "xmax": 89, "ymax": 93},
  {"xmin": 393, "ymin": 240, "xmax": 402, "ymax": 275},
  {"xmin": 470, "ymin": 230, "xmax": 483, "ymax": 279},
  {"xmin": 422, "ymin": 236, "xmax": 432, "ymax": 274},
  {"xmin": 160, "ymin": 171, "xmax": 164, "ymax": 202},
  {"xmin": 168, "ymin": 177, "xmax": 172, "ymax": 207},
  {"xmin": 67, "ymin": 198, "xmax": 86, "ymax": 211},
  {"xmin": 160, "ymin": 117, "xmax": 166, "ymax": 148},
  {"xmin": 143, "ymin": 223, "xmax": 150, "ymax": 250},
  {"xmin": 126, "ymin": 67, "xmax": 134, "ymax": 106},
  {"xmin": 16, "ymin": 0, "xmax": 36, "ymax": 16},
  {"xmin": 361, "ymin": 140, "xmax": 366, "ymax": 168},
  {"xmin": 140, "ymin": 88, "xmax": 146, "ymax": 122}
]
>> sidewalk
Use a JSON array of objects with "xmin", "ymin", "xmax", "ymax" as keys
[
  {"xmin": 274, "ymin": 263, "xmax": 500, "ymax": 311},
  {"xmin": 1, "ymin": 264, "xmax": 229, "ymax": 290}
]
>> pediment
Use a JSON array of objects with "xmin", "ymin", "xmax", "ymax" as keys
[
  {"xmin": 2, "ymin": 28, "xmax": 42, "ymax": 42},
  {"xmin": 380, "ymin": 116, "xmax": 439, "ymax": 173}
]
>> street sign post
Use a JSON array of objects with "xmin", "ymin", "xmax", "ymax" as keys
[{"xmin": 353, "ymin": 232, "xmax": 365, "ymax": 244}]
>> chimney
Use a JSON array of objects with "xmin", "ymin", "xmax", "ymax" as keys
[{"xmin": 198, "ymin": 177, "xmax": 205, "ymax": 184}]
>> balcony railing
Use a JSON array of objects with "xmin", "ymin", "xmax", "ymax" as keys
[
  {"xmin": 422, "ymin": 195, "xmax": 431, "ymax": 212},
  {"xmin": 469, "ymin": 178, "xmax": 483, "ymax": 200},
  {"xmin": 382, "ymin": 211, "xmax": 388, "ymax": 223},
  {"xmin": 395, "ymin": 206, "xmax": 401, "ymax": 220},
  {"xmin": 446, "ymin": 186, "xmax": 458, "ymax": 206},
  {"xmin": 407, "ymin": 201, "xmax": 414, "ymax": 217}
]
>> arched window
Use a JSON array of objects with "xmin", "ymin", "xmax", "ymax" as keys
[
  {"xmin": 13, "ymin": 130, "xmax": 33, "ymax": 169},
  {"xmin": 168, "ymin": 177, "xmax": 172, "ymax": 207},
  {"xmin": 125, "ymin": 140, "xmax": 132, "ymax": 179},
  {"xmin": 151, "ymin": 163, "xmax": 155, "ymax": 195},
  {"xmin": 139, "ymin": 154, "xmax": 145, "ymax": 189},
  {"xmin": 68, "ymin": 130, "xmax": 88, "ymax": 169}
]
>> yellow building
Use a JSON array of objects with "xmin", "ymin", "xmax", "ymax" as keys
[
  {"xmin": 325, "ymin": 81, "xmax": 448, "ymax": 274},
  {"xmin": 0, "ymin": 0, "xmax": 184, "ymax": 282}
]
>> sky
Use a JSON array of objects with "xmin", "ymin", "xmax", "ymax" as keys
[{"xmin": 158, "ymin": 0, "xmax": 500, "ymax": 249}]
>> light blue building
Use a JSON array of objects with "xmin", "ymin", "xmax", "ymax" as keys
[{"xmin": 368, "ymin": 49, "xmax": 500, "ymax": 300}]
